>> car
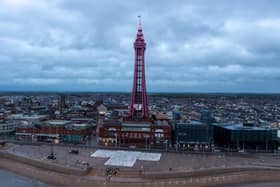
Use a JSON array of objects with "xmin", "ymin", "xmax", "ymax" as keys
[
  {"xmin": 0, "ymin": 141, "xmax": 6, "ymax": 147},
  {"xmin": 213, "ymin": 149, "xmax": 221, "ymax": 152},
  {"xmin": 47, "ymin": 153, "xmax": 56, "ymax": 160},
  {"xmin": 81, "ymin": 161, "xmax": 89, "ymax": 166},
  {"xmin": 69, "ymin": 149, "xmax": 79, "ymax": 154}
]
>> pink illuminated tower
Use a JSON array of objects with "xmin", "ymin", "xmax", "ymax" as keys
[{"xmin": 129, "ymin": 17, "xmax": 148, "ymax": 119}]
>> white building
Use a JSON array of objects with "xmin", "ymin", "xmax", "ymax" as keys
[{"xmin": 0, "ymin": 121, "xmax": 18, "ymax": 134}]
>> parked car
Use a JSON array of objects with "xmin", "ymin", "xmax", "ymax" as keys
[
  {"xmin": 47, "ymin": 153, "xmax": 56, "ymax": 160},
  {"xmin": 69, "ymin": 149, "xmax": 79, "ymax": 154}
]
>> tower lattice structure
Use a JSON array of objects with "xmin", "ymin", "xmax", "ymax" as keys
[{"xmin": 129, "ymin": 18, "xmax": 148, "ymax": 119}]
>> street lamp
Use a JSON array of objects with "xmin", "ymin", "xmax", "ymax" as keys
[
  {"xmin": 115, "ymin": 133, "xmax": 118, "ymax": 148},
  {"xmin": 165, "ymin": 140, "xmax": 168, "ymax": 152},
  {"xmin": 47, "ymin": 138, "xmax": 56, "ymax": 160},
  {"xmin": 145, "ymin": 135, "xmax": 148, "ymax": 150},
  {"xmin": 144, "ymin": 134, "xmax": 150, "ymax": 150}
]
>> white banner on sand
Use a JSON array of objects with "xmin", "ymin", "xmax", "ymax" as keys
[{"xmin": 91, "ymin": 150, "xmax": 161, "ymax": 167}]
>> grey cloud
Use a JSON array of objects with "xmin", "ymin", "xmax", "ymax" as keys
[{"xmin": 0, "ymin": 0, "xmax": 279, "ymax": 92}]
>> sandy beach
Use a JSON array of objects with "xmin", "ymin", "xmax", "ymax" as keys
[{"xmin": 0, "ymin": 169, "xmax": 50, "ymax": 187}]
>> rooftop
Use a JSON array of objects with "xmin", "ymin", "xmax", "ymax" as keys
[
  {"xmin": 8, "ymin": 114, "xmax": 48, "ymax": 120},
  {"xmin": 177, "ymin": 121, "xmax": 206, "ymax": 126},
  {"xmin": 122, "ymin": 122, "xmax": 151, "ymax": 127},
  {"xmin": 215, "ymin": 123, "xmax": 277, "ymax": 131},
  {"xmin": 45, "ymin": 120, "xmax": 72, "ymax": 126}
]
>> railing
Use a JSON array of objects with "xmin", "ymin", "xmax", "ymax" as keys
[{"xmin": 0, "ymin": 135, "xmax": 278, "ymax": 155}]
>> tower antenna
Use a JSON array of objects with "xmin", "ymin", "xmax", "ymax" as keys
[{"xmin": 138, "ymin": 15, "xmax": 142, "ymax": 28}]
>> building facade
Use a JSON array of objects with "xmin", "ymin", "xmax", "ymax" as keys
[
  {"xmin": 0, "ymin": 121, "xmax": 17, "ymax": 135},
  {"xmin": 98, "ymin": 119, "xmax": 171, "ymax": 147},
  {"xmin": 16, "ymin": 120, "xmax": 95, "ymax": 143},
  {"xmin": 174, "ymin": 121, "xmax": 213, "ymax": 150},
  {"xmin": 214, "ymin": 123, "xmax": 280, "ymax": 152}
]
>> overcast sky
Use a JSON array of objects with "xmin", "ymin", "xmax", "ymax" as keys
[{"xmin": 0, "ymin": 0, "xmax": 280, "ymax": 93}]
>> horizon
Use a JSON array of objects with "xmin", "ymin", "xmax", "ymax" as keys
[
  {"xmin": 1, "ymin": 1, "xmax": 280, "ymax": 92},
  {"xmin": 1, "ymin": 90, "xmax": 280, "ymax": 95}
]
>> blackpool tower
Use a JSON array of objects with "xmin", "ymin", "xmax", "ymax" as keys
[{"xmin": 129, "ymin": 18, "xmax": 148, "ymax": 119}]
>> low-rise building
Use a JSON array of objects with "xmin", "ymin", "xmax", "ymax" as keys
[
  {"xmin": 16, "ymin": 120, "xmax": 95, "ymax": 143},
  {"xmin": 0, "ymin": 120, "xmax": 18, "ymax": 135},
  {"xmin": 98, "ymin": 118, "xmax": 171, "ymax": 148},
  {"xmin": 7, "ymin": 114, "xmax": 48, "ymax": 122}
]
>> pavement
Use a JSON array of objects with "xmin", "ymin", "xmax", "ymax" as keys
[{"xmin": 3, "ymin": 143, "xmax": 280, "ymax": 173}]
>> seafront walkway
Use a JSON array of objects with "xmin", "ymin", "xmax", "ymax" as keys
[{"xmin": 1, "ymin": 142, "xmax": 280, "ymax": 187}]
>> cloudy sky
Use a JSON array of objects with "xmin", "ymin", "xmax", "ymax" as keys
[{"xmin": 0, "ymin": 0, "xmax": 280, "ymax": 93}]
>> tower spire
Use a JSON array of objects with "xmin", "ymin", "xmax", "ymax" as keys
[{"xmin": 136, "ymin": 16, "xmax": 144, "ymax": 40}]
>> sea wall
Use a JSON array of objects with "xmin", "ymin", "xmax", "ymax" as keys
[
  {"xmin": 141, "ymin": 166, "xmax": 275, "ymax": 179},
  {"xmin": 92, "ymin": 169, "xmax": 280, "ymax": 187},
  {"xmin": 138, "ymin": 167, "xmax": 280, "ymax": 187}
]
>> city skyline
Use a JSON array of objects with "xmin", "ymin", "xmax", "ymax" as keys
[{"xmin": 1, "ymin": 0, "xmax": 280, "ymax": 93}]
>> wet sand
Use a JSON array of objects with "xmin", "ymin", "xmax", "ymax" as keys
[
  {"xmin": 216, "ymin": 182, "xmax": 280, "ymax": 187},
  {"xmin": 0, "ymin": 169, "xmax": 51, "ymax": 187}
]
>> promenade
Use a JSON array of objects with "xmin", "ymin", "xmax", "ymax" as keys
[{"xmin": 0, "ymin": 143, "xmax": 280, "ymax": 187}]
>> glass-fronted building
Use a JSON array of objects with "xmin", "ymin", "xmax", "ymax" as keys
[
  {"xmin": 214, "ymin": 123, "xmax": 280, "ymax": 152},
  {"xmin": 175, "ymin": 121, "xmax": 213, "ymax": 145}
]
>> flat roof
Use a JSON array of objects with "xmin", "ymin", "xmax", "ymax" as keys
[
  {"xmin": 65, "ymin": 123, "xmax": 93, "ymax": 130},
  {"xmin": 215, "ymin": 123, "xmax": 276, "ymax": 131},
  {"xmin": 155, "ymin": 120, "xmax": 169, "ymax": 126},
  {"xmin": 177, "ymin": 121, "xmax": 206, "ymax": 126},
  {"xmin": 70, "ymin": 118, "xmax": 95, "ymax": 121},
  {"xmin": 8, "ymin": 114, "xmax": 48, "ymax": 120},
  {"xmin": 45, "ymin": 120, "xmax": 72, "ymax": 126},
  {"xmin": 122, "ymin": 122, "xmax": 151, "ymax": 127}
]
